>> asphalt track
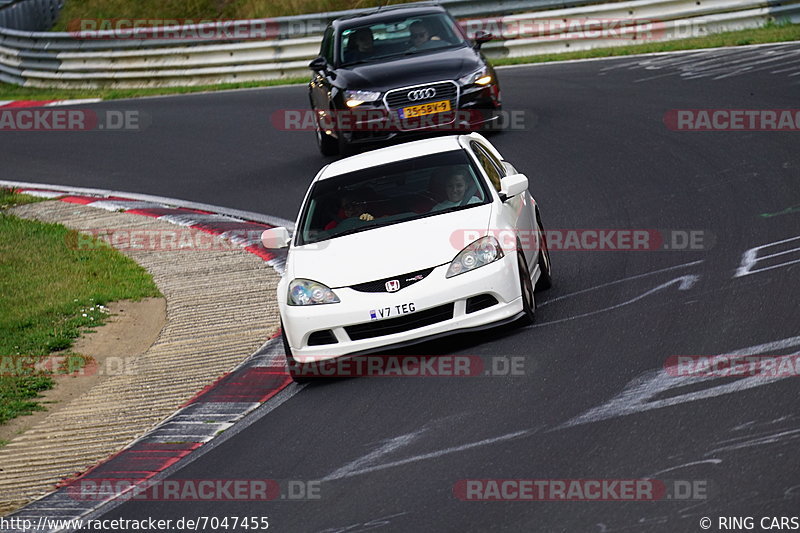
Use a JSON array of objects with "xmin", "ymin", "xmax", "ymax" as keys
[{"xmin": 3, "ymin": 43, "xmax": 800, "ymax": 532}]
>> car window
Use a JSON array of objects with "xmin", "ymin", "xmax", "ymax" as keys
[
  {"xmin": 470, "ymin": 141, "xmax": 505, "ymax": 192},
  {"xmin": 297, "ymin": 150, "xmax": 489, "ymax": 245},
  {"xmin": 339, "ymin": 12, "xmax": 466, "ymax": 66}
]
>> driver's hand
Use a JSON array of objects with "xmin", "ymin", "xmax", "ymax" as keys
[{"xmin": 359, "ymin": 213, "xmax": 375, "ymax": 221}]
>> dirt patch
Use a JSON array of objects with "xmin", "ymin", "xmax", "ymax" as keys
[{"xmin": 0, "ymin": 298, "xmax": 166, "ymax": 444}]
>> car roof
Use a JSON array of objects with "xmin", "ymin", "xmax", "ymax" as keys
[
  {"xmin": 317, "ymin": 135, "xmax": 469, "ymax": 180},
  {"xmin": 333, "ymin": 3, "xmax": 447, "ymax": 31}
]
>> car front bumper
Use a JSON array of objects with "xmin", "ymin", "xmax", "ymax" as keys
[
  {"xmin": 282, "ymin": 252, "xmax": 522, "ymax": 362},
  {"xmin": 338, "ymin": 83, "xmax": 502, "ymax": 145}
]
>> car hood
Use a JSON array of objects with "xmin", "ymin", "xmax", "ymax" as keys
[
  {"xmin": 336, "ymin": 46, "xmax": 483, "ymax": 91},
  {"xmin": 287, "ymin": 204, "xmax": 493, "ymax": 288}
]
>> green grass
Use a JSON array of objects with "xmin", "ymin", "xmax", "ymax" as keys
[
  {"xmin": 0, "ymin": 190, "xmax": 161, "ymax": 425},
  {"xmin": 492, "ymin": 20, "xmax": 800, "ymax": 66},
  {"xmin": 52, "ymin": 0, "xmax": 404, "ymax": 31}
]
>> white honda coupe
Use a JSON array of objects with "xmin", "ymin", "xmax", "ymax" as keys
[{"xmin": 262, "ymin": 133, "xmax": 552, "ymax": 380}]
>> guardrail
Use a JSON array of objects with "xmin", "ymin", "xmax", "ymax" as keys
[
  {"xmin": 0, "ymin": 0, "xmax": 61, "ymax": 31},
  {"xmin": 0, "ymin": 0, "xmax": 797, "ymax": 87}
]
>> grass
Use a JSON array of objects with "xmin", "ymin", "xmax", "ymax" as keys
[
  {"xmin": 0, "ymin": 189, "xmax": 161, "ymax": 425},
  {"xmin": 52, "ymin": 0, "xmax": 405, "ymax": 31},
  {"xmin": 0, "ymin": 21, "xmax": 797, "ymax": 102}
]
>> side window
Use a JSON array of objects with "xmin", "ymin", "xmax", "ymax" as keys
[
  {"xmin": 321, "ymin": 27, "xmax": 334, "ymax": 64},
  {"xmin": 471, "ymin": 142, "xmax": 505, "ymax": 192}
]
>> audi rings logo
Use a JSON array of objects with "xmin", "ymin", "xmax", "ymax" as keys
[{"xmin": 407, "ymin": 87, "xmax": 436, "ymax": 101}]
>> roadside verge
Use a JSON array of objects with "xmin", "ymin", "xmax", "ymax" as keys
[{"xmin": 0, "ymin": 185, "xmax": 292, "ymax": 525}]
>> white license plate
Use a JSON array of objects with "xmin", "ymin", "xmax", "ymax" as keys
[{"xmin": 369, "ymin": 303, "xmax": 416, "ymax": 320}]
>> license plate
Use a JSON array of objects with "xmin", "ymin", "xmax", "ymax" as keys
[
  {"xmin": 370, "ymin": 303, "xmax": 416, "ymax": 320},
  {"xmin": 399, "ymin": 100, "xmax": 451, "ymax": 119}
]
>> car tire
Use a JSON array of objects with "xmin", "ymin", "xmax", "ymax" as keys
[
  {"xmin": 281, "ymin": 321, "xmax": 313, "ymax": 383},
  {"xmin": 315, "ymin": 115, "xmax": 339, "ymax": 157},
  {"xmin": 517, "ymin": 252, "xmax": 536, "ymax": 326},
  {"xmin": 535, "ymin": 213, "xmax": 552, "ymax": 291}
]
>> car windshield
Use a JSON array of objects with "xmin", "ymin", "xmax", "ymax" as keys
[
  {"xmin": 339, "ymin": 12, "xmax": 467, "ymax": 66},
  {"xmin": 297, "ymin": 150, "xmax": 490, "ymax": 245}
]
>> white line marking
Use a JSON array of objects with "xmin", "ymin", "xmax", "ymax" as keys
[
  {"xmin": 646, "ymin": 459, "xmax": 723, "ymax": 478},
  {"xmin": 534, "ymin": 275, "xmax": 700, "ymax": 327},
  {"xmin": 734, "ymin": 235, "xmax": 800, "ymax": 277},
  {"xmin": 558, "ymin": 336, "xmax": 800, "ymax": 429},
  {"xmin": 538, "ymin": 260, "xmax": 703, "ymax": 307},
  {"xmin": 323, "ymin": 429, "xmax": 534, "ymax": 481}
]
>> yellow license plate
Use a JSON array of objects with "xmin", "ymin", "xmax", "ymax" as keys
[{"xmin": 400, "ymin": 100, "xmax": 451, "ymax": 119}]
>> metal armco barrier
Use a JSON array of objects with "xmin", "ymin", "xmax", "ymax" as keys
[
  {"xmin": 0, "ymin": 0, "xmax": 797, "ymax": 88},
  {"xmin": 0, "ymin": 0, "xmax": 61, "ymax": 32}
]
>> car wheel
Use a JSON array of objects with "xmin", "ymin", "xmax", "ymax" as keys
[
  {"xmin": 281, "ymin": 321, "xmax": 312, "ymax": 383},
  {"xmin": 535, "ymin": 213, "xmax": 552, "ymax": 291},
  {"xmin": 517, "ymin": 252, "xmax": 536, "ymax": 325},
  {"xmin": 315, "ymin": 118, "xmax": 339, "ymax": 157}
]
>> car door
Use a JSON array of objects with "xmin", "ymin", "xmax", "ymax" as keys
[{"xmin": 309, "ymin": 26, "xmax": 336, "ymax": 124}]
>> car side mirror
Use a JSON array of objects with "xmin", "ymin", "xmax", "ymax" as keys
[
  {"xmin": 499, "ymin": 173, "xmax": 528, "ymax": 201},
  {"xmin": 473, "ymin": 31, "xmax": 494, "ymax": 49},
  {"xmin": 261, "ymin": 227, "xmax": 291, "ymax": 249},
  {"xmin": 309, "ymin": 56, "xmax": 328, "ymax": 72}
]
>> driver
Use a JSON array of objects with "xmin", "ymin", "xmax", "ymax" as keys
[
  {"xmin": 325, "ymin": 192, "xmax": 375, "ymax": 230},
  {"xmin": 409, "ymin": 20, "xmax": 440, "ymax": 50}
]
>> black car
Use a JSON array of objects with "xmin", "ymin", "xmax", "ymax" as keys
[{"xmin": 308, "ymin": 3, "xmax": 501, "ymax": 156}]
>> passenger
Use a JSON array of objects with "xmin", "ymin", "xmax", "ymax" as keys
[
  {"xmin": 344, "ymin": 27, "xmax": 375, "ymax": 62},
  {"xmin": 431, "ymin": 171, "xmax": 481, "ymax": 211}
]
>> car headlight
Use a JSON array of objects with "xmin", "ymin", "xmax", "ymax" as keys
[
  {"xmin": 288, "ymin": 279, "xmax": 340, "ymax": 305},
  {"xmin": 458, "ymin": 67, "xmax": 493, "ymax": 87},
  {"xmin": 446, "ymin": 236, "xmax": 504, "ymax": 278},
  {"xmin": 345, "ymin": 90, "xmax": 382, "ymax": 108}
]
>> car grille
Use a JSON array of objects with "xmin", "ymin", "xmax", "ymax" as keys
[
  {"xmin": 350, "ymin": 267, "xmax": 434, "ymax": 293},
  {"xmin": 384, "ymin": 81, "xmax": 459, "ymax": 131},
  {"xmin": 344, "ymin": 303, "xmax": 455, "ymax": 341}
]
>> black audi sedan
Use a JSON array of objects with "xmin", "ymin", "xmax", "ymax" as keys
[{"xmin": 308, "ymin": 3, "xmax": 501, "ymax": 155}]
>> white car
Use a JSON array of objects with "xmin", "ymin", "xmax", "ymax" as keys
[{"xmin": 262, "ymin": 133, "xmax": 551, "ymax": 381}]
